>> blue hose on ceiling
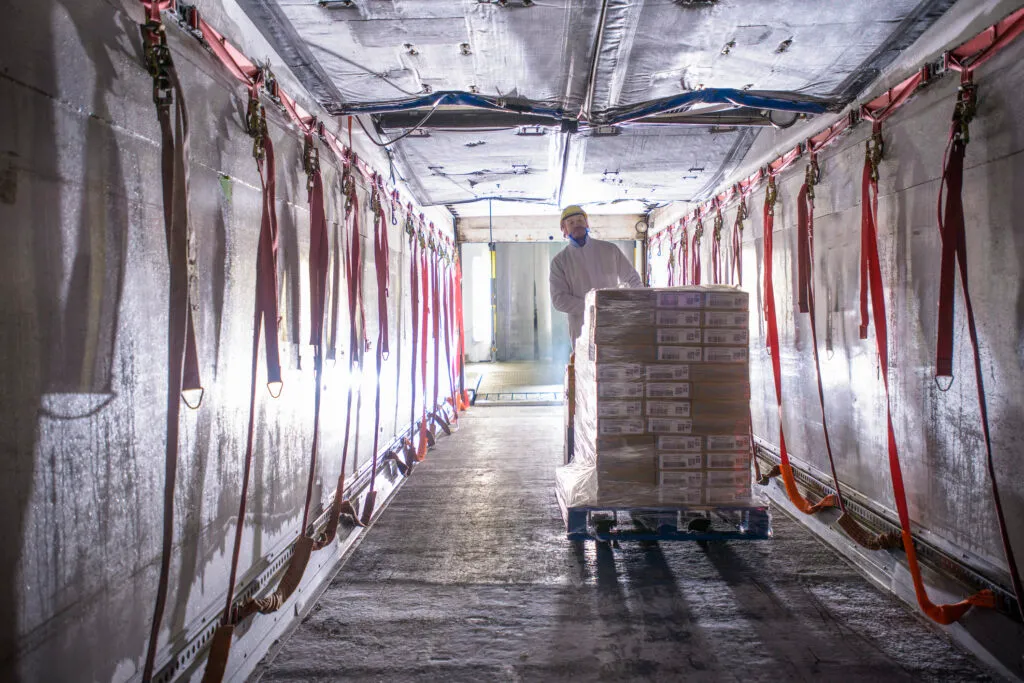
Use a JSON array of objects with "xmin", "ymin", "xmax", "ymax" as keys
[{"xmin": 335, "ymin": 88, "xmax": 831, "ymax": 124}]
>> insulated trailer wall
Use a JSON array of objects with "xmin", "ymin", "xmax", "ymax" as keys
[
  {"xmin": 0, "ymin": 1, "xmax": 460, "ymax": 681},
  {"xmin": 648, "ymin": 0, "xmax": 1024, "ymax": 670}
]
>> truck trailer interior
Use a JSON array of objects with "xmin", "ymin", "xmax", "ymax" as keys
[{"xmin": 2, "ymin": 0, "xmax": 1024, "ymax": 681}]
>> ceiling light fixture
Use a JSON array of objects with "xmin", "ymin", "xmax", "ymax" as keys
[
  {"xmin": 318, "ymin": 0, "xmax": 354, "ymax": 8},
  {"xmin": 775, "ymin": 38, "xmax": 793, "ymax": 54},
  {"xmin": 592, "ymin": 125, "xmax": 618, "ymax": 136}
]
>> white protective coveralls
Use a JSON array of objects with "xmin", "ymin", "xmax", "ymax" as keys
[{"xmin": 550, "ymin": 238, "xmax": 644, "ymax": 344}]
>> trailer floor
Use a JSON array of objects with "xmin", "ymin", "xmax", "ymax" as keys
[{"xmin": 252, "ymin": 406, "xmax": 994, "ymax": 683}]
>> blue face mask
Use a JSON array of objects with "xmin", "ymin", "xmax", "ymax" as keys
[{"xmin": 568, "ymin": 228, "xmax": 589, "ymax": 248}]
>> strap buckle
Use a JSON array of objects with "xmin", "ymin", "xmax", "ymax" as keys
[
  {"xmin": 952, "ymin": 81, "xmax": 977, "ymax": 144},
  {"xmin": 141, "ymin": 21, "xmax": 174, "ymax": 108},
  {"xmin": 342, "ymin": 167, "xmax": 356, "ymax": 213},
  {"xmin": 735, "ymin": 196, "xmax": 747, "ymax": 227},
  {"xmin": 246, "ymin": 93, "xmax": 266, "ymax": 162},
  {"xmin": 805, "ymin": 154, "xmax": 820, "ymax": 200},
  {"xmin": 302, "ymin": 136, "xmax": 320, "ymax": 192},
  {"xmin": 866, "ymin": 131, "xmax": 884, "ymax": 182},
  {"xmin": 765, "ymin": 175, "xmax": 778, "ymax": 216},
  {"xmin": 712, "ymin": 209, "xmax": 723, "ymax": 243}
]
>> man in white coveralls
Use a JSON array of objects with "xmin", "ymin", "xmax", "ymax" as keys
[{"xmin": 549, "ymin": 205, "xmax": 644, "ymax": 346}]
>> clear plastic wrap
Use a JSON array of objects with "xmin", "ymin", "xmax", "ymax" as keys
[{"xmin": 556, "ymin": 286, "xmax": 761, "ymax": 511}]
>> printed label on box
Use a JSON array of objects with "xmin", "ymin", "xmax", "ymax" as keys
[
  {"xmin": 657, "ymin": 435, "xmax": 703, "ymax": 452},
  {"xmin": 646, "ymin": 400, "xmax": 691, "ymax": 418},
  {"xmin": 705, "ymin": 470, "xmax": 752, "ymax": 487},
  {"xmin": 703, "ymin": 329, "xmax": 749, "ymax": 345},
  {"xmin": 706, "ymin": 435, "xmax": 751, "ymax": 451},
  {"xmin": 646, "ymin": 382, "xmax": 691, "ymax": 399},
  {"xmin": 704, "ymin": 291, "xmax": 749, "ymax": 310},
  {"xmin": 657, "ymin": 346, "xmax": 703, "ymax": 362},
  {"xmin": 656, "ymin": 291, "xmax": 704, "ymax": 309},
  {"xmin": 597, "ymin": 381, "xmax": 645, "ymax": 398},
  {"xmin": 645, "ymin": 364, "xmax": 690, "ymax": 381},
  {"xmin": 595, "ymin": 363, "xmax": 645, "ymax": 381},
  {"xmin": 658, "ymin": 471, "xmax": 704, "ymax": 487},
  {"xmin": 658, "ymin": 453, "xmax": 705, "ymax": 470},
  {"xmin": 598, "ymin": 419, "xmax": 645, "ymax": 436},
  {"xmin": 657, "ymin": 328, "xmax": 702, "ymax": 345},
  {"xmin": 703, "ymin": 311, "xmax": 748, "ymax": 328},
  {"xmin": 597, "ymin": 400, "xmax": 643, "ymax": 418},
  {"xmin": 656, "ymin": 309, "xmax": 702, "ymax": 326},
  {"xmin": 703, "ymin": 346, "xmax": 748, "ymax": 363},
  {"xmin": 705, "ymin": 452, "xmax": 751, "ymax": 469},
  {"xmin": 648, "ymin": 418, "xmax": 693, "ymax": 434}
]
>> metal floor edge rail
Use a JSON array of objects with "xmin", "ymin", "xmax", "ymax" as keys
[
  {"xmin": 752, "ymin": 438, "xmax": 1021, "ymax": 621},
  {"xmin": 150, "ymin": 402, "xmax": 458, "ymax": 683}
]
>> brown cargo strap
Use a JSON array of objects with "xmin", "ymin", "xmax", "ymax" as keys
[{"xmin": 140, "ymin": 8, "xmax": 204, "ymax": 681}]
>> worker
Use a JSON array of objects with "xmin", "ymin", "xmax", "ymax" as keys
[{"xmin": 550, "ymin": 205, "xmax": 643, "ymax": 344}]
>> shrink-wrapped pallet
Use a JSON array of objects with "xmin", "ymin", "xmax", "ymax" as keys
[{"xmin": 556, "ymin": 286, "xmax": 756, "ymax": 509}]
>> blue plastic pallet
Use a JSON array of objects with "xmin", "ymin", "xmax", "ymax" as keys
[{"xmin": 557, "ymin": 494, "xmax": 772, "ymax": 543}]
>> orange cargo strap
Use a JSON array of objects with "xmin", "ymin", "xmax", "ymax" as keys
[
  {"xmin": 796, "ymin": 150, "xmax": 901, "ymax": 551},
  {"xmin": 759, "ymin": 170, "xmax": 837, "ymax": 514},
  {"xmin": 857, "ymin": 117, "xmax": 994, "ymax": 624},
  {"xmin": 139, "ymin": 6, "xmax": 205, "ymax": 681}
]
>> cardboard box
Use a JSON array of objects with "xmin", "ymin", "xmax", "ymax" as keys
[
  {"xmin": 656, "ymin": 290, "xmax": 704, "ymax": 309},
  {"xmin": 703, "ymin": 328, "xmax": 749, "ymax": 345},
  {"xmin": 703, "ymin": 347, "xmax": 749, "ymax": 363},
  {"xmin": 703, "ymin": 310, "xmax": 748, "ymax": 328},
  {"xmin": 597, "ymin": 400, "xmax": 644, "ymax": 418},
  {"xmin": 658, "ymin": 452, "xmax": 705, "ymax": 470},
  {"xmin": 657, "ymin": 346, "xmax": 704, "ymax": 362},
  {"xmin": 657, "ymin": 328, "xmax": 702, "ymax": 345},
  {"xmin": 657, "ymin": 435, "xmax": 703, "ymax": 452},
  {"xmin": 646, "ymin": 400, "xmax": 691, "ymax": 418},
  {"xmin": 645, "ymin": 382, "xmax": 691, "ymax": 399},
  {"xmin": 658, "ymin": 470, "xmax": 704, "ymax": 487},
  {"xmin": 705, "ymin": 451, "xmax": 752, "ymax": 469},
  {"xmin": 705, "ymin": 469, "xmax": 752, "ymax": 487},
  {"xmin": 707, "ymin": 435, "xmax": 751, "ymax": 451},
  {"xmin": 705, "ymin": 291, "xmax": 749, "ymax": 310},
  {"xmin": 656, "ymin": 309, "xmax": 702, "ymax": 327}
]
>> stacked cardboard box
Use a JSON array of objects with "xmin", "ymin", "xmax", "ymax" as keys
[{"xmin": 573, "ymin": 286, "xmax": 753, "ymax": 506}]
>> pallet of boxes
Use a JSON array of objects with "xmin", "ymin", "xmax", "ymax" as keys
[{"xmin": 554, "ymin": 285, "xmax": 771, "ymax": 541}]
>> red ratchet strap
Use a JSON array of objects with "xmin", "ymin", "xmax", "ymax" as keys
[
  {"xmin": 936, "ymin": 17, "xmax": 1024, "ymax": 620},
  {"xmin": 427, "ymin": 227, "xmax": 450, "ymax": 435},
  {"xmin": 858, "ymin": 132, "xmax": 994, "ymax": 623},
  {"xmin": 203, "ymin": 88, "xmax": 284, "ymax": 683},
  {"xmin": 362, "ymin": 175, "xmax": 391, "ymax": 524},
  {"xmin": 406, "ymin": 207, "xmax": 422, "ymax": 461},
  {"xmin": 416, "ymin": 217, "xmax": 430, "ymax": 460},
  {"xmin": 445, "ymin": 243, "xmax": 461, "ymax": 418},
  {"xmin": 678, "ymin": 222, "xmax": 689, "ymax": 285},
  {"xmin": 690, "ymin": 214, "xmax": 703, "ymax": 285},
  {"xmin": 731, "ymin": 191, "xmax": 747, "ymax": 286},
  {"xmin": 711, "ymin": 206, "xmax": 723, "ymax": 285},
  {"xmin": 666, "ymin": 231, "xmax": 677, "ymax": 286},
  {"xmin": 760, "ymin": 172, "xmax": 837, "ymax": 516},
  {"xmin": 236, "ymin": 125, "xmax": 331, "ymax": 622},
  {"xmin": 454, "ymin": 254, "xmax": 471, "ymax": 408},
  {"xmin": 139, "ymin": 8, "xmax": 204, "ymax": 681}
]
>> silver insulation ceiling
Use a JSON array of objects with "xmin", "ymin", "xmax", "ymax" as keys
[{"xmin": 238, "ymin": 0, "xmax": 956, "ymax": 214}]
